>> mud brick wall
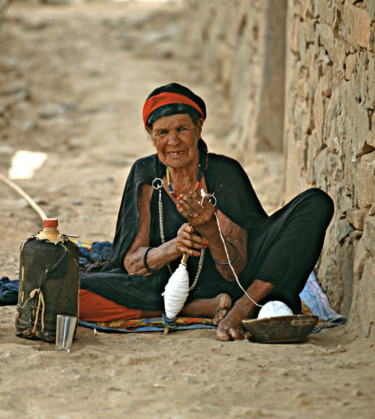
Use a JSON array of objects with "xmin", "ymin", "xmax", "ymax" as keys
[
  {"xmin": 186, "ymin": 0, "xmax": 287, "ymax": 157},
  {"xmin": 187, "ymin": 0, "xmax": 375, "ymax": 338}
]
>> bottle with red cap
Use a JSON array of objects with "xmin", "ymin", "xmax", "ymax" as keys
[
  {"xmin": 16, "ymin": 218, "xmax": 80, "ymax": 342},
  {"xmin": 36, "ymin": 218, "xmax": 61, "ymax": 243}
]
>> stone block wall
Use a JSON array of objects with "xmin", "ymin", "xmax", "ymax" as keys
[
  {"xmin": 284, "ymin": 0, "xmax": 375, "ymax": 338},
  {"xmin": 0, "ymin": 0, "xmax": 11, "ymax": 22},
  {"xmin": 186, "ymin": 0, "xmax": 375, "ymax": 338}
]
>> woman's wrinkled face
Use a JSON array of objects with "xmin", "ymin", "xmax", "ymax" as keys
[{"xmin": 149, "ymin": 114, "xmax": 203, "ymax": 169}]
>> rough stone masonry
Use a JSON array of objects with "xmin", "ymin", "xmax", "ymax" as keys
[{"xmin": 187, "ymin": 0, "xmax": 374, "ymax": 338}]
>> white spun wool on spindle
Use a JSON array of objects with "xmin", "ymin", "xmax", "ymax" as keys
[
  {"xmin": 163, "ymin": 261, "xmax": 190, "ymax": 320},
  {"xmin": 257, "ymin": 301, "xmax": 293, "ymax": 319}
]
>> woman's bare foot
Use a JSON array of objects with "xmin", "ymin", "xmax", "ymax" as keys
[
  {"xmin": 216, "ymin": 307, "xmax": 246, "ymax": 341},
  {"xmin": 179, "ymin": 293, "xmax": 232, "ymax": 322},
  {"xmin": 216, "ymin": 279, "xmax": 274, "ymax": 341},
  {"xmin": 213, "ymin": 293, "xmax": 232, "ymax": 325}
]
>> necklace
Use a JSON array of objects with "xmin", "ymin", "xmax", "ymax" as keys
[
  {"xmin": 151, "ymin": 177, "xmax": 205, "ymax": 290},
  {"xmin": 166, "ymin": 165, "xmax": 202, "ymax": 198}
]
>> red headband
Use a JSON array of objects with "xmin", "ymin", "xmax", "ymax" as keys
[{"xmin": 142, "ymin": 92, "xmax": 205, "ymax": 128}]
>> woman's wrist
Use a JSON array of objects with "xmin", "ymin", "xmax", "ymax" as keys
[
  {"xmin": 142, "ymin": 242, "xmax": 181, "ymax": 274},
  {"xmin": 164, "ymin": 239, "xmax": 184, "ymax": 260},
  {"xmin": 193, "ymin": 218, "xmax": 218, "ymax": 238},
  {"xmin": 212, "ymin": 241, "xmax": 237, "ymax": 266},
  {"xmin": 142, "ymin": 247, "xmax": 158, "ymax": 274}
]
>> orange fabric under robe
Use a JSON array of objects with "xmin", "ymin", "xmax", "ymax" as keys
[{"xmin": 79, "ymin": 289, "xmax": 141, "ymax": 322}]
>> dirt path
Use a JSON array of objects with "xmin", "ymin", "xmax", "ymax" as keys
[{"xmin": 0, "ymin": 2, "xmax": 374, "ymax": 418}]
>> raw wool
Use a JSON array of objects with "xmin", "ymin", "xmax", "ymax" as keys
[
  {"xmin": 257, "ymin": 301, "xmax": 293, "ymax": 319},
  {"xmin": 163, "ymin": 255, "xmax": 189, "ymax": 320}
]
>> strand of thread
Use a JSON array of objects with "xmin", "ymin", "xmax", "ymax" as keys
[{"xmin": 215, "ymin": 212, "xmax": 263, "ymax": 308}]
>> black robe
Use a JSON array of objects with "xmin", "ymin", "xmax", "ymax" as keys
[{"xmin": 80, "ymin": 143, "xmax": 334, "ymax": 313}]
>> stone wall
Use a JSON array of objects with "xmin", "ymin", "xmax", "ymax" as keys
[
  {"xmin": 0, "ymin": 0, "xmax": 11, "ymax": 22},
  {"xmin": 284, "ymin": 0, "xmax": 374, "ymax": 338},
  {"xmin": 186, "ymin": 0, "xmax": 375, "ymax": 338}
]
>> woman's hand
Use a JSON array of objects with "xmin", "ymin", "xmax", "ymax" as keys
[
  {"xmin": 176, "ymin": 223, "xmax": 208, "ymax": 257},
  {"xmin": 175, "ymin": 189, "xmax": 248, "ymax": 282},
  {"xmin": 176, "ymin": 190, "xmax": 216, "ymax": 232}
]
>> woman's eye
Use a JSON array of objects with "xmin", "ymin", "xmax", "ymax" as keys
[{"xmin": 157, "ymin": 130, "xmax": 168, "ymax": 136}]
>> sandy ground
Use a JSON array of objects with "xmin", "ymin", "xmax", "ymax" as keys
[{"xmin": 0, "ymin": 1, "xmax": 374, "ymax": 418}]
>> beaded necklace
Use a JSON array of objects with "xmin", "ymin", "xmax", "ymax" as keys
[{"xmin": 166, "ymin": 165, "xmax": 202, "ymax": 198}]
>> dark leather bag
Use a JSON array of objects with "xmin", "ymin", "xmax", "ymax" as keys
[{"xmin": 16, "ymin": 237, "xmax": 79, "ymax": 342}]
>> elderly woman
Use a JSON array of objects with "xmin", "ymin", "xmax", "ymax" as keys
[{"xmin": 80, "ymin": 83, "xmax": 334, "ymax": 341}]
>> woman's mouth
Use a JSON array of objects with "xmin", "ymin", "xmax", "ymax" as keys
[{"xmin": 169, "ymin": 151, "xmax": 185, "ymax": 157}]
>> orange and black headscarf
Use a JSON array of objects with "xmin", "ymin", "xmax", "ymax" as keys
[{"xmin": 142, "ymin": 83, "xmax": 206, "ymax": 128}]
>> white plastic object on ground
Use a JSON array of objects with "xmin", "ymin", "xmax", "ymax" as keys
[{"xmin": 257, "ymin": 301, "xmax": 293, "ymax": 319}]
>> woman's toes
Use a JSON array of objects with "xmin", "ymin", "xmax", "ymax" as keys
[
  {"xmin": 213, "ymin": 294, "xmax": 232, "ymax": 325},
  {"xmin": 229, "ymin": 327, "xmax": 244, "ymax": 340},
  {"xmin": 216, "ymin": 323, "xmax": 231, "ymax": 341}
]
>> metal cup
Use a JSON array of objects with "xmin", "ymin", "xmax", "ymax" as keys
[{"xmin": 55, "ymin": 315, "xmax": 77, "ymax": 353}]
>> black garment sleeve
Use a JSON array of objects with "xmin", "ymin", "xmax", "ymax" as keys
[{"xmin": 102, "ymin": 155, "xmax": 160, "ymax": 272}]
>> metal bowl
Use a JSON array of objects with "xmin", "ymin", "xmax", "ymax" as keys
[{"xmin": 242, "ymin": 314, "xmax": 319, "ymax": 343}]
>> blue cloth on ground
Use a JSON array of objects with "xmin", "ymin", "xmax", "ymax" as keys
[
  {"xmin": 0, "ymin": 277, "xmax": 20, "ymax": 305},
  {"xmin": 300, "ymin": 271, "xmax": 346, "ymax": 331},
  {"xmin": 79, "ymin": 241, "xmax": 112, "ymax": 267}
]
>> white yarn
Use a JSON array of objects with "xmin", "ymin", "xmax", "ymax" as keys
[
  {"xmin": 163, "ymin": 260, "xmax": 189, "ymax": 319},
  {"xmin": 257, "ymin": 301, "xmax": 293, "ymax": 319}
]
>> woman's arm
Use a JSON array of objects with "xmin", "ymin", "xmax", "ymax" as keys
[
  {"xmin": 205, "ymin": 210, "xmax": 248, "ymax": 281},
  {"xmin": 123, "ymin": 184, "xmax": 179, "ymax": 275}
]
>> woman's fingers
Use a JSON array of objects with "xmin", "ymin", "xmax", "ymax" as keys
[
  {"xmin": 176, "ymin": 245, "xmax": 201, "ymax": 257},
  {"xmin": 177, "ymin": 204, "xmax": 199, "ymax": 220},
  {"xmin": 176, "ymin": 193, "xmax": 214, "ymax": 222},
  {"xmin": 176, "ymin": 239, "xmax": 205, "ymax": 257},
  {"xmin": 183, "ymin": 192, "xmax": 203, "ymax": 210},
  {"xmin": 177, "ymin": 195, "xmax": 198, "ymax": 216},
  {"xmin": 179, "ymin": 231, "xmax": 208, "ymax": 248},
  {"xmin": 177, "ymin": 224, "xmax": 208, "ymax": 255}
]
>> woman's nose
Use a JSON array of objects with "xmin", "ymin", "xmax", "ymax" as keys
[{"xmin": 167, "ymin": 130, "xmax": 180, "ymax": 143}]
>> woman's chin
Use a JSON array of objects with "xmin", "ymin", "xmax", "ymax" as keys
[
  {"xmin": 162, "ymin": 157, "xmax": 188, "ymax": 169},
  {"xmin": 166, "ymin": 160, "xmax": 185, "ymax": 169},
  {"xmin": 163, "ymin": 154, "xmax": 199, "ymax": 170}
]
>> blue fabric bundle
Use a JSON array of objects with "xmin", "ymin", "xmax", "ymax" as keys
[
  {"xmin": 78, "ymin": 241, "xmax": 112, "ymax": 267},
  {"xmin": 0, "ymin": 277, "xmax": 20, "ymax": 305}
]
